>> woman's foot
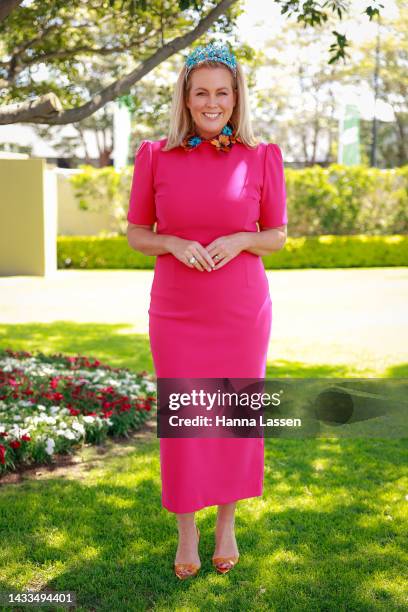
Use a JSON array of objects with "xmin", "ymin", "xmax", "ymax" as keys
[
  {"xmin": 174, "ymin": 524, "xmax": 201, "ymax": 579},
  {"xmin": 212, "ymin": 523, "xmax": 239, "ymax": 573}
]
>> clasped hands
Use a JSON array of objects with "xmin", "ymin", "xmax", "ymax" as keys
[{"xmin": 171, "ymin": 233, "xmax": 247, "ymax": 272}]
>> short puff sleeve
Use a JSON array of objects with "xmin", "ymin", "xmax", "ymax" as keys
[
  {"xmin": 127, "ymin": 140, "xmax": 156, "ymax": 225},
  {"xmin": 259, "ymin": 143, "xmax": 288, "ymax": 229}
]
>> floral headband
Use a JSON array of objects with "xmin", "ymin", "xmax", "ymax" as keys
[{"xmin": 184, "ymin": 41, "xmax": 237, "ymax": 80}]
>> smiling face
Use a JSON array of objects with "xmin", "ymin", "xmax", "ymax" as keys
[{"xmin": 185, "ymin": 65, "xmax": 237, "ymax": 140}]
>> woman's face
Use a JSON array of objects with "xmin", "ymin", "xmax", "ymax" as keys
[{"xmin": 186, "ymin": 66, "xmax": 237, "ymax": 140}]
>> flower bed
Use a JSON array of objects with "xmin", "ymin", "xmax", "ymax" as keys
[{"xmin": 0, "ymin": 349, "xmax": 156, "ymax": 474}]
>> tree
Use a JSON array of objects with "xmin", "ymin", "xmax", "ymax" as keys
[
  {"xmin": 250, "ymin": 1, "xmax": 406, "ymax": 167},
  {"xmin": 0, "ymin": 0, "xmax": 384, "ymax": 125},
  {"xmin": 253, "ymin": 11, "xmax": 354, "ymax": 165},
  {"xmin": 0, "ymin": 0, "xmax": 241, "ymax": 124},
  {"xmin": 349, "ymin": 0, "xmax": 408, "ymax": 165}
]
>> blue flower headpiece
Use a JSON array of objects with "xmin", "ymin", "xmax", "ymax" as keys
[{"xmin": 185, "ymin": 42, "xmax": 237, "ymax": 80}]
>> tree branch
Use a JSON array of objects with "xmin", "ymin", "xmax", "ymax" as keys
[
  {"xmin": 1, "ymin": 28, "xmax": 157, "ymax": 84},
  {"xmin": 3, "ymin": 22, "xmax": 63, "ymax": 82},
  {"xmin": 22, "ymin": 38, "xmax": 156, "ymax": 66},
  {"xmin": 0, "ymin": 93, "xmax": 63, "ymax": 123}
]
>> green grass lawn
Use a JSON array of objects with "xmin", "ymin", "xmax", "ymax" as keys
[{"xmin": 0, "ymin": 324, "xmax": 407, "ymax": 611}]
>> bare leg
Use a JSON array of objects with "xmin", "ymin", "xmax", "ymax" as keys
[
  {"xmin": 213, "ymin": 502, "xmax": 240, "ymax": 568},
  {"xmin": 175, "ymin": 512, "xmax": 201, "ymax": 573}
]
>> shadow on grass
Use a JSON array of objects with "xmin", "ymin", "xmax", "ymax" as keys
[{"xmin": 1, "ymin": 322, "xmax": 406, "ymax": 379}]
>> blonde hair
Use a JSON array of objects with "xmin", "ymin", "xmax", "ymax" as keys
[{"xmin": 162, "ymin": 58, "xmax": 260, "ymax": 151}]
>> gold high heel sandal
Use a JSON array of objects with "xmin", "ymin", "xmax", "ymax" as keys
[
  {"xmin": 174, "ymin": 525, "xmax": 201, "ymax": 580},
  {"xmin": 212, "ymin": 555, "xmax": 239, "ymax": 574},
  {"xmin": 212, "ymin": 526, "xmax": 239, "ymax": 574}
]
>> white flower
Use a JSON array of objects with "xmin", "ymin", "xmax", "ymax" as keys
[
  {"xmin": 45, "ymin": 438, "xmax": 55, "ymax": 455},
  {"xmin": 72, "ymin": 421, "xmax": 85, "ymax": 435},
  {"xmin": 10, "ymin": 426, "xmax": 23, "ymax": 438},
  {"xmin": 38, "ymin": 405, "xmax": 46, "ymax": 412},
  {"xmin": 83, "ymin": 416, "xmax": 95, "ymax": 423}
]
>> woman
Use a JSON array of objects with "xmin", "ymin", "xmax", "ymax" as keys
[{"xmin": 127, "ymin": 41, "xmax": 287, "ymax": 579}]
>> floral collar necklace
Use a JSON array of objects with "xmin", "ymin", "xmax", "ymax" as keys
[{"xmin": 181, "ymin": 121, "xmax": 242, "ymax": 153}]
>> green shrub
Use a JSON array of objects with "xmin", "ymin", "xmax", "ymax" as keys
[
  {"xmin": 70, "ymin": 164, "xmax": 133, "ymax": 235},
  {"xmin": 286, "ymin": 164, "xmax": 408, "ymax": 236}
]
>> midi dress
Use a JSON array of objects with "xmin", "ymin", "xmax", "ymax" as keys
[{"xmin": 127, "ymin": 136, "xmax": 288, "ymax": 514}]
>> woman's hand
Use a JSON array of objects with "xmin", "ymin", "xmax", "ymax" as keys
[
  {"xmin": 168, "ymin": 236, "xmax": 215, "ymax": 272},
  {"xmin": 205, "ymin": 233, "xmax": 248, "ymax": 270}
]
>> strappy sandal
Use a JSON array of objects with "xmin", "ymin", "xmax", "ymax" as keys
[{"xmin": 174, "ymin": 525, "xmax": 201, "ymax": 580}]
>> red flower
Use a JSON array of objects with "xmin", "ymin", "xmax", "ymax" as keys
[
  {"xmin": 0, "ymin": 432, "xmax": 8, "ymax": 438},
  {"xmin": 69, "ymin": 408, "xmax": 81, "ymax": 416},
  {"xmin": 0, "ymin": 445, "xmax": 6, "ymax": 464},
  {"xmin": 102, "ymin": 410, "xmax": 113, "ymax": 418},
  {"xmin": 10, "ymin": 440, "xmax": 21, "ymax": 449},
  {"xmin": 50, "ymin": 377, "xmax": 60, "ymax": 389},
  {"xmin": 21, "ymin": 434, "xmax": 31, "ymax": 441}
]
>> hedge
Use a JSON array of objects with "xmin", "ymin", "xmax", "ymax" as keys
[{"xmin": 58, "ymin": 235, "xmax": 408, "ymax": 270}]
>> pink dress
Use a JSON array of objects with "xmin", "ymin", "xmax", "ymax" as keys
[{"xmin": 127, "ymin": 137, "xmax": 287, "ymax": 513}]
